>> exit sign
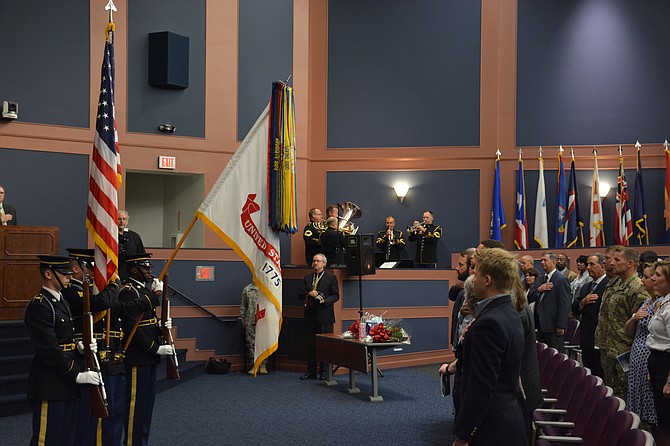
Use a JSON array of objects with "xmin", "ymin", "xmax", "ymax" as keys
[
  {"xmin": 195, "ymin": 265, "xmax": 215, "ymax": 281},
  {"xmin": 158, "ymin": 156, "xmax": 176, "ymax": 170}
]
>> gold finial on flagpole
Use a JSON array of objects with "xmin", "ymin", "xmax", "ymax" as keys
[
  {"xmin": 664, "ymin": 140, "xmax": 669, "ymax": 151},
  {"xmin": 518, "ymin": 148, "xmax": 522, "ymax": 160},
  {"xmin": 539, "ymin": 146, "xmax": 543, "ymax": 158},
  {"xmin": 635, "ymin": 140, "xmax": 641, "ymax": 150},
  {"xmin": 593, "ymin": 146, "xmax": 597, "ymax": 156},
  {"xmin": 559, "ymin": 145, "xmax": 564, "ymax": 155},
  {"xmin": 570, "ymin": 147, "xmax": 575, "ymax": 160},
  {"xmin": 618, "ymin": 145, "xmax": 623, "ymax": 158},
  {"xmin": 495, "ymin": 149, "xmax": 501, "ymax": 158}
]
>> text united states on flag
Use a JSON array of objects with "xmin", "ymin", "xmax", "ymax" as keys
[{"xmin": 86, "ymin": 25, "xmax": 121, "ymax": 293}]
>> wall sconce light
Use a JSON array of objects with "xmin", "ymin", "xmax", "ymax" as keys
[
  {"xmin": 393, "ymin": 183, "xmax": 410, "ymax": 203},
  {"xmin": 599, "ymin": 181, "xmax": 611, "ymax": 198}
]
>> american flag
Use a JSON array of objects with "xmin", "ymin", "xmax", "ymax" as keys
[
  {"xmin": 614, "ymin": 147, "xmax": 632, "ymax": 246},
  {"xmin": 86, "ymin": 23, "xmax": 121, "ymax": 293}
]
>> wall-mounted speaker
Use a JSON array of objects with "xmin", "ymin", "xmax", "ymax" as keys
[
  {"xmin": 345, "ymin": 234, "xmax": 376, "ymax": 276},
  {"xmin": 148, "ymin": 31, "xmax": 189, "ymax": 89}
]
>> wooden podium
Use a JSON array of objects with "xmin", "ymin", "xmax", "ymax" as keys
[{"xmin": 0, "ymin": 226, "xmax": 59, "ymax": 321}]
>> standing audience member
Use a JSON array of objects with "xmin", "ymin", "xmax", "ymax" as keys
[
  {"xmin": 451, "ymin": 248, "xmax": 526, "ymax": 446},
  {"xmin": 319, "ymin": 217, "xmax": 345, "ymax": 267},
  {"xmin": 240, "ymin": 283, "xmax": 268, "ymax": 375},
  {"xmin": 571, "ymin": 253, "xmax": 609, "ymax": 378},
  {"xmin": 533, "ymin": 252, "xmax": 572, "ymax": 353},
  {"xmin": 639, "ymin": 250, "xmax": 659, "ymax": 276},
  {"xmin": 556, "ymin": 253, "xmax": 577, "ymax": 282},
  {"xmin": 646, "ymin": 259, "xmax": 670, "ymax": 446},
  {"xmin": 119, "ymin": 253, "xmax": 173, "ymax": 446},
  {"xmin": 24, "ymin": 256, "xmax": 100, "ymax": 446},
  {"xmin": 625, "ymin": 262, "xmax": 660, "ymax": 430},
  {"xmin": 117, "ymin": 210, "xmax": 145, "ymax": 281},
  {"xmin": 449, "ymin": 248, "xmax": 476, "ymax": 351},
  {"xmin": 595, "ymin": 247, "xmax": 649, "ymax": 399},
  {"xmin": 0, "ymin": 185, "xmax": 17, "ymax": 225},
  {"xmin": 298, "ymin": 254, "xmax": 339, "ymax": 380},
  {"xmin": 408, "ymin": 210, "xmax": 442, "ymax": 268},
  {"xmin": 302, "ymin": 208, "xmax": 324, "ymax": 265},
  {"xmin": 523, "ymin": 268, "xmax": 540, "ymax": 302},
  {"xmin": 570, "ymin": 255, "xmax": 592, "ymax": 299}
]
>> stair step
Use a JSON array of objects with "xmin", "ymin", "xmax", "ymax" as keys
[
  {"xmin": 0, "ymin": 321, "xmax": 28, "ymax": 338},
  {"xmin": 0, "ymin": 394, "xmax": 31, "ymax": 418},
  {"xmin": 0, "ymin": 337, "xmax": 33, "ymax": 357},
  {"xmin": 0, "ymin": 355, "xmax": 32, "ymax": 376},
  {"xmin": 0, "ymin": 373, "xmax": 28, "ymax": 397}
]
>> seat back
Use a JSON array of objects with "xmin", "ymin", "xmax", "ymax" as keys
[
  {"xmin": 564, "ymin": 318, "xmax": 580, "ymax": 344},
  {"xmin": 545, "ymin": 358, "xmax": 577, "ymax": 400},
  {"xmin": 554, "ymin": 364, "xmax": 587, "ymax": 409},
  {"xmin": 564, "ymin": 376, "xmax": 605, "ymax": 422},
  {"xmin": 597, "ymin": 409, "xmax": 638, "ymax": 446},
  {"xmin": 574, "ymin": 395, "xmax": 622, "ymax": 441},
  {"xmin": 540, "ymin": 352, "xmax": 567, "ymax": 390},
  {"xmin": 617, "ymin": 428, "xmax": 655, "ymax": 446},
  {"xmin": 537, "ymin": 344, "xmax": 556, "ymax": 375}
]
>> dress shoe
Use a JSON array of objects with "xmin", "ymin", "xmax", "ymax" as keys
[
  {"xmin": 318, "ymin": 373, "xmax": 326, "ymax": 381},
  {"xmin": 299, "ymin": 372, "xmax": 316, "ymax": 380},
  {"xmin": 259, "ymin": 364, "xmax": 268, "ymax": 375}
]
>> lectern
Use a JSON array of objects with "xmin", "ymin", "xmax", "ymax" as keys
[{"xmin": 0, "ymin": 226, "xmax": 59, "ymax": 320}]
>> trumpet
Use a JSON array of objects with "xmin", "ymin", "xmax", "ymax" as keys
[{"xmin": 407, "ymin": 222, "xmax": 425, "ymax": 233}]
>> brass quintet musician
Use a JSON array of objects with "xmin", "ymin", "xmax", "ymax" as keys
[
  {"xmin": 376, "ymin": 216, "xmax": 406, "ymax": 261},
  {"xmin": 408, "ymin": 210, "xmax": 442, "ymax": 268}
]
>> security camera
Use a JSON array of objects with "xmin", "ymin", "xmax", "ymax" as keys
[
  {"xmin": 159, "ymin": 123, "xmax": 176, "ymax": 133},
  {"xmin": 2, "ymin": 101, "xmax": 18, "ymax": 119}
]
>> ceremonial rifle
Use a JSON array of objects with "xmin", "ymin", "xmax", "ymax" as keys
[
  {"xmin": 83, "ymin": 276, "xmax": 109, "ymax": 418},
  {"xmin": 161, "ymin": 273, "xmax": 180, "ymax": 380}
]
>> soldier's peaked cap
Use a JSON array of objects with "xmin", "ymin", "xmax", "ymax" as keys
[
  {"xmin": 66, "ymin": 248, "xmax": 94, "ymax": 261},
  {"xmin": 125, "ymin": 252, "xmax": 153, "ymax": 267},
  {"xmin": 38, "ymin": 255, "xmax": 75, "ymax": 274}
]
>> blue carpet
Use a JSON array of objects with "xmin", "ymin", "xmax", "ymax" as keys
[{"xmin": 0, "ymin": 366, "xmax": 455, "ymax": 445}]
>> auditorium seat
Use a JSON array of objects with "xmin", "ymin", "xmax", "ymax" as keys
[
  {"xmin": 542, "ymin": 359, "xmax": 578, "ymax": 407},
  {"xmin": 541, "ymin": 362, "xmax": 586, "ymax": 410},
  {"xmin": 540, "ymin": 352, "xmax": 568, "ymax": 392},
  {"xmin": 533, "ymin": 372, "xmax": 598, "ymax": 425},
  {"xmin": 618, "ymin": 428, "xmax": 655, "ymax": 446},
  {"xmin": 598, "ymin": 409, "xmax": 639, "ymax": 446}
]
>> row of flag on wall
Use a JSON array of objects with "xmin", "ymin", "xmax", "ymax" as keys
[{"xmin": 490, "ymin": 142, "xmax": 670, "ymax": 249}]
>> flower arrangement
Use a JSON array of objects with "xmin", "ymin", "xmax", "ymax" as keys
[{"xmin": 342, "ymin": 312, "xmax": 410, "ymax": 343}]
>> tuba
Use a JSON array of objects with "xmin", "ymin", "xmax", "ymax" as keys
[{"xmin": 337, "ymin": 202, "xmax": 361, "ymax": 235}]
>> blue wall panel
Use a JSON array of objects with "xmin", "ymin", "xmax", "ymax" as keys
[
  {"xmin": 0, "ymin": 1, "xmax": 89, "ymax": 127},
  {"xmin": 342, "ymin": 280, "xmax": 450, "ymax": 308},
  {"xmin": 127, "ymin": 0, "xmax": 206, "ymax": 137},
  {"xmin": 238, "ymin": 0, "xmax": 293, "ymax": 140},
  {"xmin": 327, "ymin": 170, "xmax": 480, "ymax": 268},
  {"xmin": 328, "ymin": 0, "xmax": 481, "ymax": 148},
  {"xmin": 0, "ymin": 147, "xmax": 88, "ymax": 251},
  {"xmin": 517, "ymin": 0, "xmax": 670, "ymax": 146}
]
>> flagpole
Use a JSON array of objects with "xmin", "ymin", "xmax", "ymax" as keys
[{"xmin": 158, "ymin": 215, "xmax": 199, "ymax": 280}]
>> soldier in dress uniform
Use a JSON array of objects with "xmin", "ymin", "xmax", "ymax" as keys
[
  {"xmin": 302, "ymin": 208, "xmax": 324, "ymax": 265},
  {"xmin": 408, "ymin": 210, "xmax": 442, "ymax": 268},
  {"xmin": 119, "ymin": 252, "xmax": 173, "ymax": 446},
  {"xmin": 25, "ymin": 255, "xmax": 101, "ymax": 446},
  {"xmin": 376, "ymin": 215, "xmax": 406, "ymax": 261},
  {"xmin": 62, "ymin": 248, "xmax": 123, "ymax": 446}
]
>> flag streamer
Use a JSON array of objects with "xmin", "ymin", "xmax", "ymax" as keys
[
  {"xmin": 514, "ymin": 151, "xmax": 528, "ymax": 250},
  {"xmin": 86, "ymin": 19, "xmax": 120, "ymax": 293},
  {"xmin": 489, "ymin": 151, "xmax": 506, "ymax": 241},
  {"xmin": 268, "ymin": 82, "xmax": 298, "ymax": 234}
]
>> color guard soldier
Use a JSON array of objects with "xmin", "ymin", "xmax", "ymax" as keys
[
  {"xmin": 376, "ymin": 215, "xmax": 406, "ymax": 261},
  {"xmin": 119, "ymin": 253, "xmax": 173, "ymax": 446},
  {"xmin": 25, "ymin": 256, "xmax": 100, "ymax": 446},
  {"xmin": 303, "ymin": 208, "xmax": 324, "ymax": 265},
  {"xmin": 62, "ymin": 248, "xmax": 123, "ymax": 446},
  {"xmin": 408, "ymin": 210, "xmax": 442, "ymax": 268}
]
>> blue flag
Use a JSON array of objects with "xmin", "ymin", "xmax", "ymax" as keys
[
  {"xmin": 633, "ymin": 145, "xmax": 649, "ymax": 245},
  {"xmin": 565, "ymin": 153, "xmax": 584, "ymax": 248},
  {"xmin": 490, "ymin": 153, "xmax": 506, "ymax": 241},
  {"xmin": 555, "ymin": 149, "xmax": 568, "ymax": 247}
]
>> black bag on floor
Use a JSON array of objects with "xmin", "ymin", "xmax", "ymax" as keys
[{"xmin": 206, "ymin": 357, "xmax": 231, "ymax": 374}]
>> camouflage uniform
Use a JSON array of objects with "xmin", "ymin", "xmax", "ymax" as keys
[
  {"xmin": 594, "ymin": 274, "xmax": 649, "ymax": 399},
  {"xmin": 240, "ymin": 284, "xmax": 268, "ymax": 370}
]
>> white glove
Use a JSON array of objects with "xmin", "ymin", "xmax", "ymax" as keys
[
  {"xmin": 157, "ymin": 345, "xmax": 174, "ymax": 356},
  {"xmin": 76, "ymin": 371, "xmax": 101, "ymax": 385},
  {"xmin": 76, "ymin": 341, "xmax": 98, "ymax": 354},
  {"xmin": 164, "ymin": 318, "xmax": 172, "ymax": 330},
  {"xmin": 151, "ymin": 278, "xmax": 164, "ymax": 292}
]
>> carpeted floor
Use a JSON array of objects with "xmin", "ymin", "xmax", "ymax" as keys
[{"xmin": 0, "ymin": 365, "xmax": 455, "ymax": 445}]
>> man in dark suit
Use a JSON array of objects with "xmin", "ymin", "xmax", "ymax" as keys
[
  {"xmin": 534, "ymin": 251, "xmax": 572, "ymax": 353},
  {"xmin": 319, "ymin": 217, "xmax": 345, "ymax": 267},
  {"xmin": 452, "ymin": 248, "xmax": 526, "ymax": 446},
  {"xmin": 571, "ymin": 253, "xmax": 608, "ymax": 378},
  {"xmin": 0, "ymin": 185, "xmax": 17, "ymax": 225},
  {"xmin": 298, "ymin": 253, "xmax": 340, "ymax": 380}
]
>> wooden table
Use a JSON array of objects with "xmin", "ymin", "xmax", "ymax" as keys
[{"xmin": 315, "ymin": 333, "xmax": 405, "ymax": 402}]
